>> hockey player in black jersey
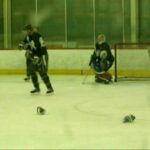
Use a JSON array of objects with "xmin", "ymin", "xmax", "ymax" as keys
[
  {"xmin": 89, "ymin": 34, "xmax": 114, "ymax": 84},
  {"xmin": 19, "ymin": 26, "xmax": 49, "ymax": 81},
  {"xmin": 20, "ymin": 24, "xmax": 54, "ymax": 94}
]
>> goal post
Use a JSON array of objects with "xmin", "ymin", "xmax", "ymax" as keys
[{"xmin": 114, "ymin": 42, "xmax": 150, "ymax": 82}]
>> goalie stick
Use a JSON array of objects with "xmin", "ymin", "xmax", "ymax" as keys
[{"xmin": 82, "ymin": 68, "xmax": 91, "ymax": 84}]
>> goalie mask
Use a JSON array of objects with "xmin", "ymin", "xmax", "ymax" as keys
[{"xmin": 97, "ymin": 34, "xmax": 106, "ymax": 44}]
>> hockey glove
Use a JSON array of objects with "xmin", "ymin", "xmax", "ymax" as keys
[
  {"xmin": 25, "ymin": 50, "xmax": 32, "ymax": 59},
  {"xmin": 18, "ymin": 43, "xmax": 24, "ymax": 50},
  {"xmin": 32, "ymin": 56, "xmax": 41, "ymax": 65}
]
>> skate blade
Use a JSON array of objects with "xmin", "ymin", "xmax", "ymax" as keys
[
  {"xmin": 46, "ymin": 92, "xmax": 54, "ymax": 96},
  {"xmin": 30, "ymin": 92, "xmax": 40, "ymax": 95}
]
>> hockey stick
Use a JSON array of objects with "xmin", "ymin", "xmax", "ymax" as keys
[{"xmin": 82, "ymin": 68, "xmax": 91, "ymax": 84}]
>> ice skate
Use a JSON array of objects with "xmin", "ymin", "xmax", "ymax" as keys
[
  {"xmin": 24, "ymin": 76, "xmax": 30, "ymax": 82},
  {"xmin": 95, "ymin": 77, "xmax": 103, "ymax": 83},
  {"xmin": 30, "ymin": 88, "xmax": 40, "ymax": 94},
  {"xmin": 104, "ymin": 80, "xmax": 110, "ymax": 84},
  {"xmin": 46, "ymin": 88, "xmax": 54, "ymax": 94}
]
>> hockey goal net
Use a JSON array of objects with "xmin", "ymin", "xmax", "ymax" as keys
[{"xmin": 114, "ymin": 42, "xmax": 150, "ymax": 82}]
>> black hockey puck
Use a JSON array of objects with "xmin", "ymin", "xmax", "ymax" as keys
[{"xmin": 123, "ymin": 114, "xmax": 136, "ymax": 123}]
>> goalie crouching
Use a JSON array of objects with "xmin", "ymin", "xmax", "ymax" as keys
[{"xmin": 89, "ymin": 34, "xmax": 114, "ymax": 84}]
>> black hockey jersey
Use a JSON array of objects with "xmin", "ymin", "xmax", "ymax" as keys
[
  {"xmin": 23, "ymin": 32, "xmax": 45, "ymax": 58},
  {"xmin": 95, "ymin": 42, "xmax": 114, "ymax": 62}
]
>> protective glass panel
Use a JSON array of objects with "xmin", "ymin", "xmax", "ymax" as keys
[
  {"xmin": 95, "ymin": 0, "xmax": 123, "ymax": 46},
  {"xmin": 0, "ymin": 0, "xmax": 3, "ymax": 47},
  {"xmin": 11, "ymin": 0, "xmax": 35, "ymax": 48},
  {"xmin": 37, "ymin": 0, "xmax": 66, "ymax": 48},
  {"xmin": 67, "ymin": 0, "xmax": 94, "ymax": 48}
]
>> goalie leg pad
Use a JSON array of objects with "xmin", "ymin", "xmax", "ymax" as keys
[{"xmin": 95, "ymin": 72, "xmax": 112, "ymax": 83}]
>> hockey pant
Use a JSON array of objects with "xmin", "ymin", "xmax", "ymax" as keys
[
  {"xmin": 29, "ymin": 57, "xmax": 53, "ymax": 90},
  {"xmin": 43, "ymin": 52, "xmax": 49, "ymax": 72},
  {"xmin": 41, "ymin": 47, "xmax": 49, "ymax": 72},
  {"xmin": 26, "ymin": 58, "xmax": 32, "ymax": 77}
]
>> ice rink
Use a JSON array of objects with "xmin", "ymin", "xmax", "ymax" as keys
[{"xmin": 0, "ymin": 75, "xmax": 150, "ymax": 149}]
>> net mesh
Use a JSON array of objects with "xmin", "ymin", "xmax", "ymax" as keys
[{"xmin": 114, "ymin": 43, "xmax": 150, "ymax": 81}]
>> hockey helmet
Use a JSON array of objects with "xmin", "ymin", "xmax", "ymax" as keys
[{"xmin": 23, "ymin": 24, "xmax": 33, "ymax": 30}]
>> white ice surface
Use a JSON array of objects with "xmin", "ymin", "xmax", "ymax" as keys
[{"xmin": 0, "ymin": 75, "xmax": 150, "ymax": 149}]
